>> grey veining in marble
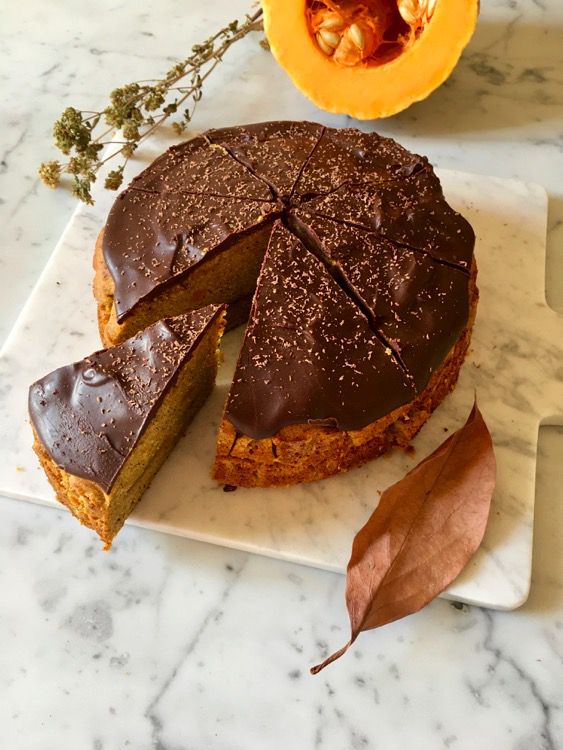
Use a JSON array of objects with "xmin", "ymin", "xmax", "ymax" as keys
[{"xmin": 1, "ymin": 0, "xmax": 562, "ymax": 748}]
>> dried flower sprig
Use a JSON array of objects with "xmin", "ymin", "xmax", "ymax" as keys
[{"xmin": 39, "ymin": 7, "xmax": 264, "ymax": 204}]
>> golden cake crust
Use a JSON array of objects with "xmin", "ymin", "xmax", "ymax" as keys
[
  {"xmin": 32, "ymin": 429, "xmax": 116, "ymax": 548},
  {"xmin": 93, "ymin": 228, "xmax": 114, "ymax": 344}
]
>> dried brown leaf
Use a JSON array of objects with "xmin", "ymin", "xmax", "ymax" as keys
[{"xmin": 311, "ymin": 400, "xmax": 496, "ymax": 674}]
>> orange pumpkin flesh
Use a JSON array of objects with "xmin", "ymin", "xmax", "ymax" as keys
[{"xmin": 262, "ymin": 0, "xmax": 479, "ymax": 120}]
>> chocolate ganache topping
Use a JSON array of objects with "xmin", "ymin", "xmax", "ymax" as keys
[
  {"xmin": 102, "ymin": 121, "xmax": 475, "ymax": 438},
  {"xmin": 29, "ymin": 306, "xmax": 224, "ymax": 492},
  {"xmin": 291, "ymin": 126, "xmax": 427, "ymax": 201}
]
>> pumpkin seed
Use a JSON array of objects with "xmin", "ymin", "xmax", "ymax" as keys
[
  {"xmin": 319, "ymin": 15, "xmax": 344, "ymax": 31},
  {"xmin": 398, "ymin": 0, "xmax": 422, "ymax": 26},
  {"xmin": 426, "ymin": 0, "xmax": 437, "ymax": 20},
  {"xmin": 348, "ymin": 23, "xmax": 365, "ymax": 50},
  {"xmin": 316, "ymin": 32, "xmax": 335, "ymax": 56},
  {"xmin": 318, "ymin": 28, "xmax": 341, "ymax": 48}
]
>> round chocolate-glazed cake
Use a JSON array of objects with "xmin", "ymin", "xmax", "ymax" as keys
[{"xmin": 94, "ymin": 121, "xmax": 477, "ymax": 487}]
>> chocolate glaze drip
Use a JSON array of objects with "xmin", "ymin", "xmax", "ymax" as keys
[
  {"xmin": 101, "ymin": 121, "xmax": 476, "ymax": 438},
  {"xmin": 29, "ymin": 306, "xmax": 224, "ymax": 492},
  {"xmin": 225, "ymin": 222, "xmax": 416, "ymax": 439}
]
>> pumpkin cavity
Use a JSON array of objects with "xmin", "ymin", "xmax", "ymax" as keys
[{"xmin": 307, "ymin": 0, "xmax": 437, "ymax": 67}]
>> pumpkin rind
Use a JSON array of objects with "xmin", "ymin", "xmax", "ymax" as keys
[{"xmin": 261, "ymin": 0, "xmax": 479, "ymax": 120}]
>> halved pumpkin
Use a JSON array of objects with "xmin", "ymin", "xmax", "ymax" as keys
[{"xmin": 261, "ymin": 0, "xmax": 479, "ymax": 120}]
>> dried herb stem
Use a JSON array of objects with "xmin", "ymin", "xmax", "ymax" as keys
[{"xmin": 38, "ymin": 7, "xmax": 264, "ymax": 204}]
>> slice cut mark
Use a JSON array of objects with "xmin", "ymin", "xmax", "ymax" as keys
[
  {"xmin": 302, "ymin": 171, "xmax": 474, "ymax": 273},
  {"xmin": 285, "ymin": 212, "xmax": 413, "ymax": 379},
  {"xmin": 306, "ymin": 208, "xmax": 471, "ymax": 275},
  {"xmin": 129, "ymin": 135, "xmax": 276, "ymax": 202},
  {"xmin": 295, "ymin": 171, "xmax": 424, "ymax": 208},
  {"xmin": 205, "ymin": 121, "xmax": 325, "ymax": 202},
  {"xmin": 291, "ymin": 126, "xmax": 429, "ymax": 202},
  {"xmin": 131, "ymin": 187, "xmax": 279, "ymax": 205},
  {"xmin": 204, "ymin": 132, "xmax": 280, "ymax": 200},
  {"xmin": 287, "ymin": 125, "xmax": 327, "ymax": 204},
  {"xmin": 292, "ymin": 210, "xmax": 472, "ymax": 390}
]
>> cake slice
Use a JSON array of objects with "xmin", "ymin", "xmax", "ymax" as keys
[
  {"xmin": 29, "ymin": 306, "xmax": 225, "ymax": 548},
  {"xmin": 95, "ymin": 189, "xmax": 279, "ymax": 346},
  {"xmin": 214, "ymin": 222, "xmax": 417, "ymax": 487}
]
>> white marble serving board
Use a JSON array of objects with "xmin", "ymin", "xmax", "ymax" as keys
[{"xmin": 0, "ymin": 157, "xmax": 561, "ymax": 610}]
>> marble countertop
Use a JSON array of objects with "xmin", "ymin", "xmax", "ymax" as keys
[{"xmin": 1, "ymin": 1, "xmax": 561, "ymax": 748}]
